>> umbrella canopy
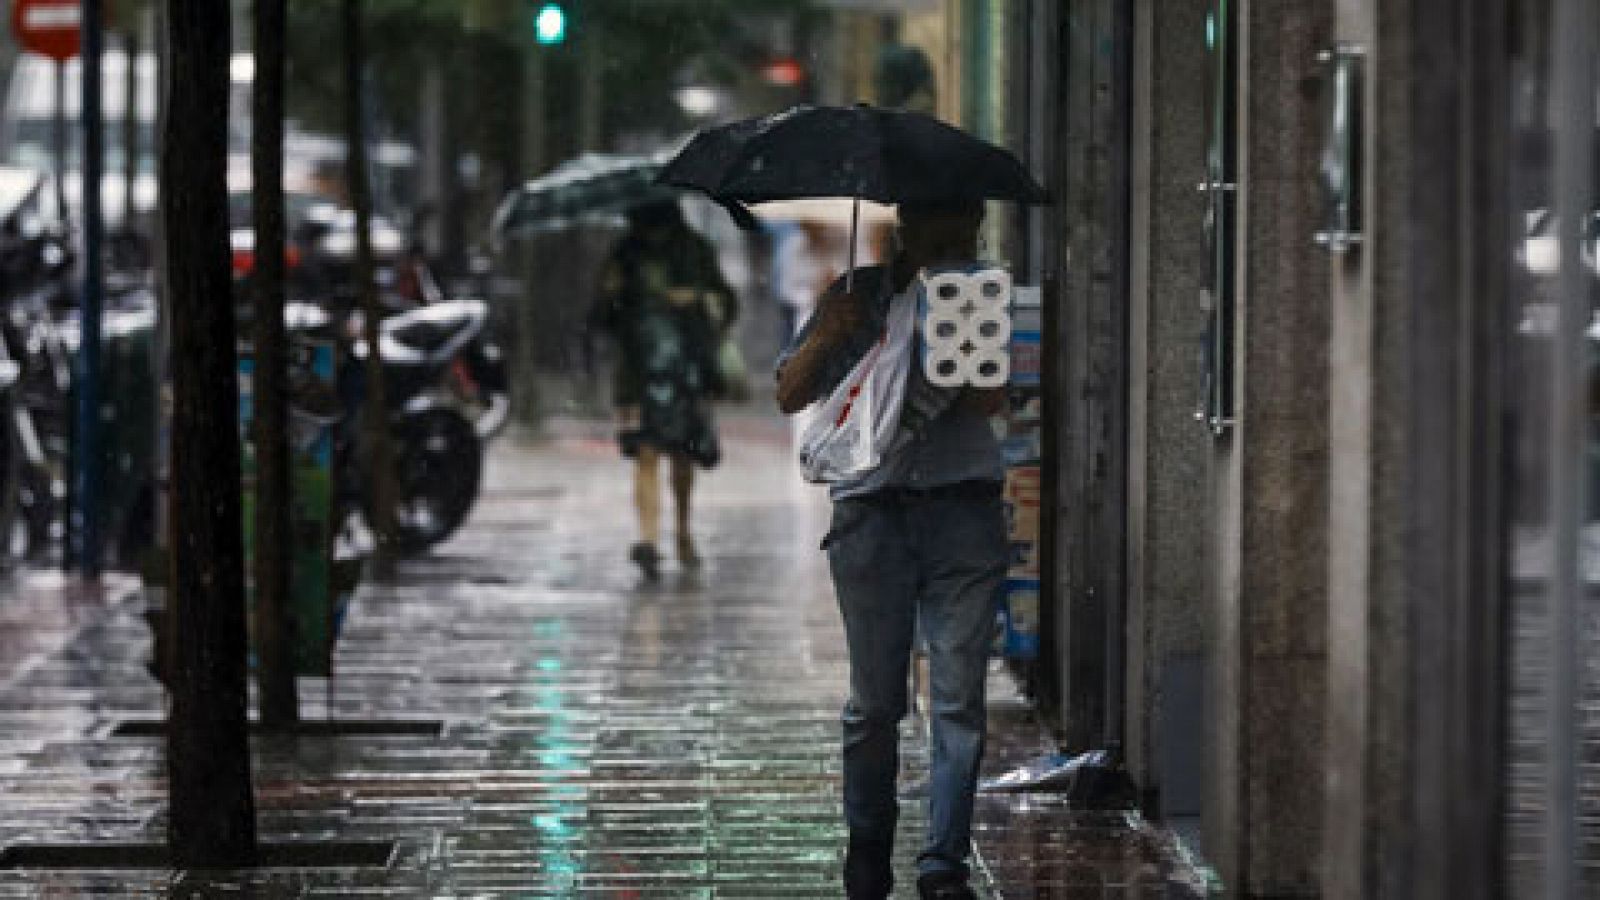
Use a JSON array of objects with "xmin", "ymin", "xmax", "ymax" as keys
[
  {"xmin": 656, "ymin": 104, "xmax": 1048, "ymax": 206},
  {"xmin": 492, "ymin": 153, "xmax": 677, "ymax": 241}
]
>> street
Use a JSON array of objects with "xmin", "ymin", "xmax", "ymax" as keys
[{"xmin": 0, "ymin": 416, "xmax": 1199, "ymax": 897}]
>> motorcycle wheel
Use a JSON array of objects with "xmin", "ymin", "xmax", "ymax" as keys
[{"xmin": 386, "ymin": 408, "xmax": 482, "ymax": 555}]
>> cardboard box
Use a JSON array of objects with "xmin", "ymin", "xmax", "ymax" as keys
[
  {"xmin": 1009, "ymin": 329, "xmax": 1042, "ymax": 386},
  {"xmin": 1004, "ymin": 465, "xmax": 1041, "ymax": 578}
]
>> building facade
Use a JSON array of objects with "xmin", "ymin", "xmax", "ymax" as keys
[{"xmin": 892, "ymin": 0, "xmax": 1598, "ymax": 896}]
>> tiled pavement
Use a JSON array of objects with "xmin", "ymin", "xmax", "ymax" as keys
[{"xmin": 0, "ymin": 416, "xmax": 1204, "ymax": 898}]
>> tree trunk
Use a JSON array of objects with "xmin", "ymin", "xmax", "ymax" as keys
[
  {"xmin": 162, "ymin": 0, "xmax": 258, "ymax": 867},
  {"xmin": 342, "ymin": 0, "xmax": 397, "ymax": 578},
  {"xmin": 252, "ymin": 0, "xmax": 296, "ymax": 728}
]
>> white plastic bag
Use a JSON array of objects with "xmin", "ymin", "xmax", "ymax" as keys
[{"xmin": 797, "ymin": 292, "xmax": 917, "ymax": 483}]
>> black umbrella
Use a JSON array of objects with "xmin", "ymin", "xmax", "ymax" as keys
[
  {"xmin": 658, "ymin": 105, "xmax": 1045, "ymax": 289},
  {"xmin": 656, "ymin": 104, "xmax": 1048, "ymax": 206}
]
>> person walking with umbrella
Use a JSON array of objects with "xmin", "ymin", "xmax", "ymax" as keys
[
  {"xmin": 589, "ymin": 198, "xmax": 738, "ymax": 579},
  {"xmin": 661, "ymin": 106, "xmax": 1046, "ymax": 900}
]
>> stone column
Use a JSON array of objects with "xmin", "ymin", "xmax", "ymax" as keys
[
  {"xmin": 1205, "ymin": 0, "xmax": 1333, "ymax": 894},
  {"xmin": 1322, "ymin": 2, "xmax": 1379, "ymax": 898},
  {"xmin": 1126, "ymin": 0, "xmax": 1213, "ymax": 820},
  {"xmin": 1051, "ymin": 0, "xmax": 1131, "ymax": 751},
  {"xmin": 1324, "ymin": 0, "xmax": 1515, "ymax": 897}
]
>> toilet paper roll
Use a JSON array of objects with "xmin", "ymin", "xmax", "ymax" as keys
[
  {"xmin": 966, "ymin": 311, "xmax": 1012, "ymax": 348},
  {"xmin": 923, "ymin": 272, "xmax": 971, "ymax": 310},
  {"xmin": 969, "ymin": 353, "xmax": 1010, "ymax": 388},
  {"xmin": 924, "ymin": 350, "xmax": 967, "ymax": 388},
  {"xmin": 971, "ymin": 270, "xmax": 1012, "ymax": 310},
  {"xmin": 967, "ymin": 342, "xmax": 1009, "ymax": 368},
  {"xmin": 922, "ymin": 308, "xmax": 972, "ymax": 349}
]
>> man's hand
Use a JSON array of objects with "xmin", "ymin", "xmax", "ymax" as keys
[{"xmin": 810, "ymin": 284, "xmax": 865, "ymax": 342}]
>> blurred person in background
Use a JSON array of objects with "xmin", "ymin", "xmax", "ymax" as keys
[{"xmin": 591, "ymin": 199, "xmax": 738, "ymax": 579}]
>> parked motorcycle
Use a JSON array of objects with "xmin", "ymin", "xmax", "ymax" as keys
[
  {"xmin": 237, "ymin": 193, "xmax": 508, "ymax": 556},
  {"xmin": 342, "ymin": 298, "xmax": 506, "ymax": 553},
  {"xmin": 279, "ymin": 294, "xmax": 505, "ymax": 558},
  {"xmin": 0, "ymin": 168, "xmax": 159, "ymax": 569},
  {"xmin": 0, "ymin": 241, "xmax": 72, "ymax": 563}
]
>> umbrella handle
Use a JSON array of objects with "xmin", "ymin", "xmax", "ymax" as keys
[{"xmin": 845, "ymin": 196, "xmax": 860, "ymax": 295}]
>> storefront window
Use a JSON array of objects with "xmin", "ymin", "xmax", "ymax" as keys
[{"xmin": 1503, "ymin": 0, "xmax": 1599, "ymax": 895}]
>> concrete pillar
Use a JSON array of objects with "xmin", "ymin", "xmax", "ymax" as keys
[
  {"xmin": 1322, "ymin": 3, "xmax": 1379, "ymax": 899},
  {"xmin": 1051, "ymin": 0, "xmax": 1132, "ymax": 753},
  {"xmin": 1205, "ymin": 0, "xmax": 1333, "ymax": 894},
  {"xmin": 1323, "ymin": 1, "xmax": 1515, "ymax": 897},
  {"xmin": 1126, "ymin": 0, "xmax": 1213, "ymax": 820}
]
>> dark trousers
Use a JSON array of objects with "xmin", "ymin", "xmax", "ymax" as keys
[{"xmin": 823, "ymin": 481, "xmax": 1006, "ymax": 876}]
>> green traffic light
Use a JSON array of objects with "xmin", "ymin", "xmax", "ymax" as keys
[{"xmin": 535, "ymin": 3, "xmax": 567, "ymax": 45}]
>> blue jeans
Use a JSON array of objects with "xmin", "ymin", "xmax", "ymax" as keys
[{"xmin": 824, "ymin": 481, "xmax": 1007, "ymax": 877}]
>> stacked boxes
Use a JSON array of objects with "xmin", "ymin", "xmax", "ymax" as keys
[{"xmin": 1001, "ymin": 286, "xmax": 1045, "ymax": 660}]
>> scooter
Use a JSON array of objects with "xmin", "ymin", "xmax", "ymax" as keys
[
  {"xmin": 375, "ymin": 298, "xmax": 510, "ymax": 443},
  {"xmin": 288, "ymin": 296, "xmax": 507, "ymax": 555},
  {"xmin": 350, "ymin": 298, "xmax": 505, "ymax": 553}
]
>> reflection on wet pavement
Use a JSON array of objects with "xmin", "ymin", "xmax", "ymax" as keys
[{"xmin": 0, "ymin": 416, "xmax": 1201, "ymax": 897}]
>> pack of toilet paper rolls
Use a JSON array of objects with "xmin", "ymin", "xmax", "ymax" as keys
[{"xmin": 918, "ymin": 267, "xmax": 1013, "ymax": 389}]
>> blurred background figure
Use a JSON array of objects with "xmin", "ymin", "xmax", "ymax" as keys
[
  {"xmin": 874, "ymin": 38, "xmax": 936, "ymax": 114},
  {"xmin": 589, "ymin": 199, "xmax": 737, "ymax": 579}
]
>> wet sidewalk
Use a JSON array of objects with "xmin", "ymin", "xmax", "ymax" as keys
[{"xmin": 0, "ymin": 416, "xmax": 1204, "ymax": 898}]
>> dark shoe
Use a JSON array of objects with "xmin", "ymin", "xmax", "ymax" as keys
[
  {"xmin": 618, "ymin": 429, "xmax": 644, "ymax": 459},
  {"xmin": 843, "ymin": 838, "xmax": 894, "ymax": 899},
  {"xmin": 676, "ymin": 533, "xmax": 701, "ymax": 570},
  {"xmin": 629, "ymin": 542, "xmax": 660, "ymax": 580},
  {"xmin": 917, "ymin": 870, "xmax": 977, "ymax": 900}
]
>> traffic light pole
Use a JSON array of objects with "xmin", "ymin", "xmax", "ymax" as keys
[
  {"xmin": 522, "ymin": 25, "xmax": 546, "ymax": 177},
  {"xmin": 75, "ymin": 0, "xmax": 105, "ymax": 577},
  {"xmin": 577, "ymin": 17, "xmax": 602, "ymax": 152}
]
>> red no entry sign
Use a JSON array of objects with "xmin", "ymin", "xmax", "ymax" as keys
[{"xmin": 11, "ymin": 0, "xmax": 82, "ymax": 62}]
